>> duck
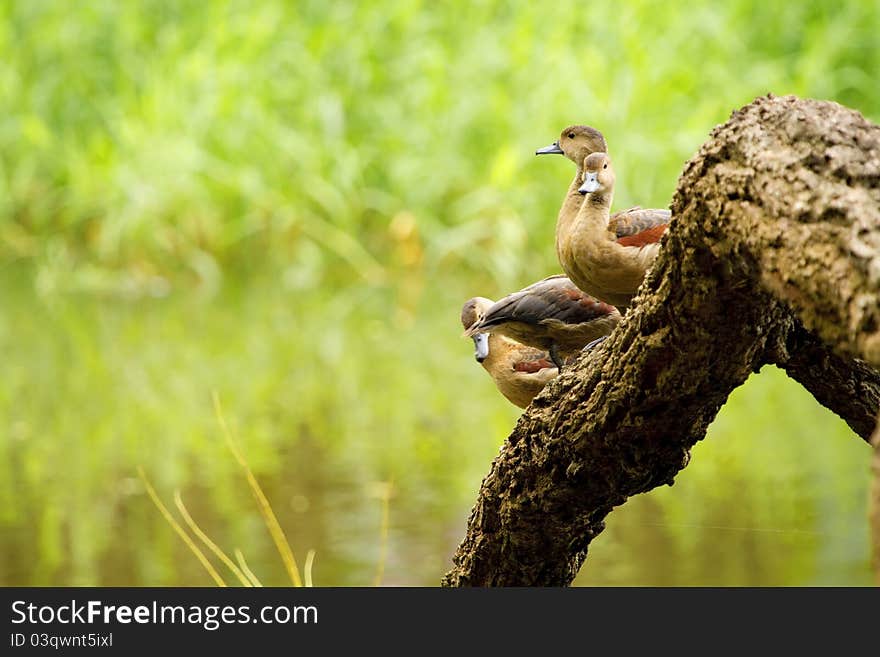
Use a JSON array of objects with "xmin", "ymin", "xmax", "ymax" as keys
[
  {"xmin": 461, "ymin": 297, "xmax": 559, "ymax": 409},
  {"xmin": 464, "ymin": 275, "xmax": 621, "ymax": 370},
  {"xmin": 557, "ymin": 152, "xmax": 670, "ymax": 310},
  {"xmin": 536, "ymin": 125, "xmax": 609, "ymax": 258},
  {"xmin": 537, "ymin": 125, "xmax": 671, "ymax": 309}
]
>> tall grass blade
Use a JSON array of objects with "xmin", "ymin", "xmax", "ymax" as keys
[
  {"xmin": 234, "ymin": 549, "xmax": 264, "ymax": 587},
  {"xmin": 212, "ymin": 391, "xmax": 303, "ymax": 587},
  {"xmin": 137, "ymin": 467, "xmax": 227, "ymax": 587},
  {"xmin": 173, "ymin": 490, "xmax": 252, "ymax": 587},
  {"xmin": 304, "ymin": 549, "xmax": 316, "ymax": 588}
]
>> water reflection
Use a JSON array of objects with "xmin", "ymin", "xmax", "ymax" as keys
[{"xmin": 0, "ymin": 272, "xmax": 872, "ymax": 586}]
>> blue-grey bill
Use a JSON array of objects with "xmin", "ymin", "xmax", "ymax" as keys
[
  {"xmin": 473, "ymin": 333, "xmax": 490, "ymax": 362},
  {"xmin": 535, "ymin": 142, "xmax": 564, "ymax": 155},
  {"xmin": 578, "ymin": 176, "xmax": 600, "ymax": 194}
]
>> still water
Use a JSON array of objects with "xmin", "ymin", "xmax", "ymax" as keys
[{"xmin": 0, "ymin": 270, "xmax": 873, "ymax": 586}]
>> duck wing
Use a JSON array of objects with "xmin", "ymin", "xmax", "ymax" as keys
[
  {"xmin": 513, "ymin": 352, "xmax": 557, "ymax": 373},
  {"xmin": 479, "ymin": 275, "xmax": 617, "ymax": 329},
  {"xmin": 616, "ymin": 223, "xmax": 668, "ymax": 247},
  {"xmin": 609, "ymin": 207, "xmax": 671, "ymax": 239}
]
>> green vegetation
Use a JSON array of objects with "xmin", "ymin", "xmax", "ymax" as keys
[{"xmin": 1, "ymin": 1, "xmax": 877, "ymax": 586}]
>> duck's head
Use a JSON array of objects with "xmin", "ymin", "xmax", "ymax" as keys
[
  {"xmin": 461, "ymin": 297, "xmax": 494, "ymax": 363},
  {"xmin": 578, "ymin": 152, "xmax": 614, "ymax": 195},
  {"xmin": 536, "ymin": 125, "xmax": 607, "ymax": 167}
]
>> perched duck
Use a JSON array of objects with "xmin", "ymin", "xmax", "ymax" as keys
[
  {"xmin": 464, "ymin": 275, "xmax": 621, "ymax": 370},
  {"xmin": 461, "ymin": 297, "xmax": 558, "ymax": 409},
  {"xmin": 559, "ymin": 152, "xmax": 670, "ymax": 310},
  {"xmin": 537, "ymin": 125, "xmax": 670, "ymax": 307},
  {"xmin": 536, "ymin": 125, "xmax": 609, "ymax": 258}
]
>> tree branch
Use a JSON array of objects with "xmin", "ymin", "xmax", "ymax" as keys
[
  {"xmin": 773, "ymin": 326, "xmax": 880, "ymax": 441},
  {"xmin": 443, "ymin": 95, "xmax": 880, "ymax": 587}
]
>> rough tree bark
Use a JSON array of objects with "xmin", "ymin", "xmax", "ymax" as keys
[{"xmin": 443, "ymin": 95, "xmax": 880, "ymax": 587}]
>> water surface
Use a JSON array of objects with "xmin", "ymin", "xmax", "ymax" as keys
[{"xmin": 0, "ymin": 271, "xmax": 872, "ymax": 586}]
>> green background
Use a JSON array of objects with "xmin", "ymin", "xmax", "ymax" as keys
[{"xmin": 1, "ymin": 0, "xmax": 876, "ymax": 586}]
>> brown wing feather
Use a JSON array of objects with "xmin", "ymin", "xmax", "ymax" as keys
[
  {"xmin": 616, "ymin": 223, "xmax": 668, "ymax": 248},
  {"xmin": 513, "ymin": 357, "xmax": 556, "ymax": 373},
  {"xmin": 610, "ymin": 208, "xmax": 671, "ymax": 239},
  {"xmin": 477, "ymin": 275, "xmax": 616, "ymax": 330}
]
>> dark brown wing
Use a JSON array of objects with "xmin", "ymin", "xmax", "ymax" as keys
[
  {"xmin": 477, "ymin": 275, "xmax": 617, "ymax": 329},
  {"xmin": 616, "ymin": 223, "xmax": 668, "ymax": 247},
  {"xmin": 513, "ymin": 355, "xmax": 556, "ymax": 373},
  {"xmin": 609, "ymin": 207, "xmax": 671, "ymax": 239}
]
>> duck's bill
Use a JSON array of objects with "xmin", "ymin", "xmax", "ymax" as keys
[
  {"xmin": 535, "ymin": 142, "xmax": 564, "ymax": 155},
  {"xmin": 472, "ymin": 333, "xmax": 490, "ymax": 362},
  {"xmin": 578, "ymin": 177, "xmax": 600, "ymax": 194}
]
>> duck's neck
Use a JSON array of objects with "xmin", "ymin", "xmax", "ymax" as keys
[
  {"xmin": 480, "ymin": 334, "xmax": 504, "ymax": 374},
  {"xmin": 572, "ymin": 188, "xmax": 613, "ymax": 241},
  {"xmin": 555, "ymin": 166, "xmax": 586, "ymax": 256},
  {"xmin": 586, "ymin": 191, "xmax": 611, "ymax": 213}
]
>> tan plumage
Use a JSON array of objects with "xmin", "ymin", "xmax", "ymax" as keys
[
  {"xmin": 538, "ymin": 125, "xmax": 670, "ymax": 309},
  {"xmin": 461, "ymin": 297, "xmax": 558, "ymax": 409},
  {"xmin": 559, "ymin": 152, "xmax": 670, "ymax": 310},
  {"xmin": 464, "ymin": 275, "xmax": 621, "ymax": 369},
  {"xmin": 536, "ymin": 125, "xmax": 609, "ymax": 258}
]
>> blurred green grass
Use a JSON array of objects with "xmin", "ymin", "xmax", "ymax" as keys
[
  {"xmin": 2, "ymin": 0, "xmax": 878, "ymax": 290},
  {"xmin": 0, "ymin": 1, "xmax": 877, "ymax": 585}
]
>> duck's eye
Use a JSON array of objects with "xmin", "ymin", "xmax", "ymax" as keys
[
  {"xmin": 603, "ymin": 163, "xmax": 608, "ymax": 169},
  {"xmin": 567, "ymin": 132, "xmax": 575, "ymax": 139}
]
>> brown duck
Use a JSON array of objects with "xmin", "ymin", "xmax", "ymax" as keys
[
  {"xmin": 537, "ymin": 125, "xmax": 670, "ymax": 309},
  {"xmin": 464, "ymin": 275, "xmax": 621, "ymax": 370},
  {"xmin": 461, "ymin": 297, "xmax": 558, "ymax": 409},
  {"xmin": 536, "ymin": 125, "xmax": 609, "ymax": 258},
  {"xmin": 559, "ymin": 152, "xmax": 669, "ymax": 309}
]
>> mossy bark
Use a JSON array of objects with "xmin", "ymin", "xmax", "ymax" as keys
[{"xmin": 443, "ymin": 95, "xmax": 880, "ymax": 587}]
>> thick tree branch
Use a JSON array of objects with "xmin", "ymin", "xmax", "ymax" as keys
[
  {"xmin": 443, "ymin": 95, "xmax": 880, "ymax": 587},
  {"xmin": 676, "ymin": 95, "xmax": 880, "ymax": 365},
  {"xmin": 773, "ymin": 326, "xmax": 880, "ymax": 441}
]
